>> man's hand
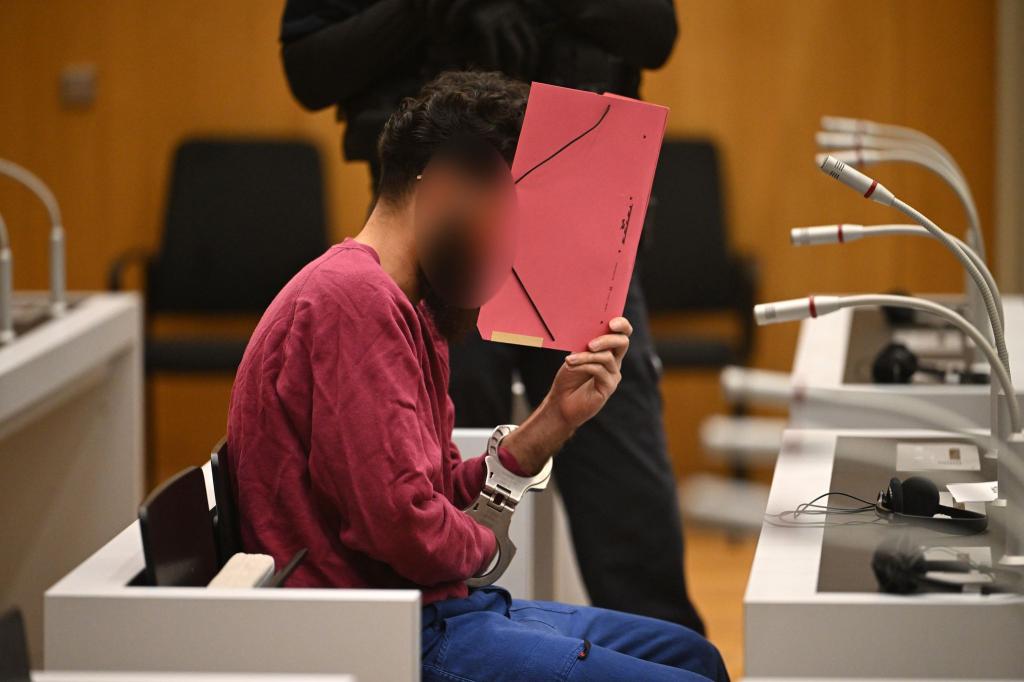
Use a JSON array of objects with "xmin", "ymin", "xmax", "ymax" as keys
[
  {"xmin": 549, "ymin": 316, "xmax": 633, "ymax": 428},
  {"xmin": 501, "ymin": 317, "xmax": 633, "ymax": 475}
]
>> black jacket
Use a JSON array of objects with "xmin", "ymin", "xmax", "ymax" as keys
[{"xmin": 279, "ymin": 0, "xmax": 677, "ymax": 165}]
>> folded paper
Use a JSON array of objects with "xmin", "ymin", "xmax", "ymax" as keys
[{"xmin": 478, "ymin": 83, "xmax": 669, "ymax": 352}]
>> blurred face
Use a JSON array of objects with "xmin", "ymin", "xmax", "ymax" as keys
[{"xmin": 413, "ymin": 139, "xmax": 517, "ymax": 338}]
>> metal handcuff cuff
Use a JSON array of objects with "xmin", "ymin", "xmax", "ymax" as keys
[{"xmin": 464, "ymin": 424, "xmax": 553, "ymax": 587}]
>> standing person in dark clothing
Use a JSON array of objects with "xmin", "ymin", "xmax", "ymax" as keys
[{"xmin": 278, "ymin": 0, "xmax": 705, "ymax": 634}]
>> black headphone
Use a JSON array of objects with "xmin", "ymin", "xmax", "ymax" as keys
[
  {"xmin": 872, "ymin": 342, "xmax": 988, "ymax": 385},
  {"xmin": 875, "ymin": 476, "xmax": 988, "ymax": 535}
]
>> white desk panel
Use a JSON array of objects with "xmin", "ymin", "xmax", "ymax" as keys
[
  {"xmin": 745, "ymin": 428, "xmax": 1024, "ymax": 680},
  {"xmin": 1, "ymin": 292, "xmax": 143, "ymax": 668}
]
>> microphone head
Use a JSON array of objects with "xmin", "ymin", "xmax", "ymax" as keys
[
  {"xmin": 719, "ymin": 365, "xmax": 793, "ymax": 404},
  {"xmin": 820, "ymin": 116, "xmax": 864, "ymax": 134},
  {"xmin": 818, "ymin": 154, "xmax": 895, "ymax": 206},
  {"xmin": 816, "ymin": 131, "xmax": 859, "ymax": 149}
]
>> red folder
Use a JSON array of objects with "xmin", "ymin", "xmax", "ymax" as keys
[{"xmin": 477, "ymin": 83, "xmax": 669, "ymax": 352}]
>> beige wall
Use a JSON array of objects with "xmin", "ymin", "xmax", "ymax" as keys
[{"xmin": 0, "ymin": 0, "xmax": 996, "ymax": 483}]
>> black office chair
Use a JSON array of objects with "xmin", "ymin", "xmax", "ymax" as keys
[
  {"xmin": 640, "ymin": 139, "xmax": 757, "ymax": 368},
  {"xmin": 210, "ymin": 436, "xmax": 308, "ymax": 585},
  {"xmin": 0, "ymin": 608, "xmax": 31, "ymax": 682},
  {"xmin": 210, "ymin": 437, "xmax": 242, "ymax": 567},
  {"xmin": 108, "ymin": 137, "xmax": 329, "ymax": 373},
  {"xmin": 138, "ymin": 466, "xmax": 219, "ymax": 587}
]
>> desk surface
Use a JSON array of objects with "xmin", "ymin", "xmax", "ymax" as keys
[{"xmin": 744, "ymin": 428, "xmax": 1024, "ymax": 680}]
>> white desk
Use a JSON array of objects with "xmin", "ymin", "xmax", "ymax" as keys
[
  {"xmin": 744, "ymin": 428, "xmax": 1024, "ymax": 679},
  {"xmin": 44, "ymin": 463, "xmax": 416, "ymax": 682},
  {"xmin": 789, "ymin": 295, "xmax": 1024, "ymax": 430},
  {"xmin": 0, "ymin": 292, "xmax": 143, "ymax": 668}
]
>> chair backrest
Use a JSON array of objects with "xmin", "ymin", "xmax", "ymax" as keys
[
  {"xmin": 0, "ymin": 608, "xmax": 30, "ymax": 681},
  {"xmin": 640, "ymin": 139, "xmax": 734, "ymax": 312},
  {"xmin": 138, "ymin": 466, "xmax": 219, "ymax": 587},
  {"xmin": 147, "ymin": 138, "xmax": 329, "ymax": 314},
  {"xmin": 210, "ymin": 437, "xmax": 242, "ymax": 567}
]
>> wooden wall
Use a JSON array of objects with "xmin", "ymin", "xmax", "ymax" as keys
[{"xmin": 0, "ymin": 0, "xmax": 996, "ymax": 486}]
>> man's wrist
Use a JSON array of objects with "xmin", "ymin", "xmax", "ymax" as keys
[{"xmin": 500, "ymin": 398, "xmax": 573, "ymax": 476}]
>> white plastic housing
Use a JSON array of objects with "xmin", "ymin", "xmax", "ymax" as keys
[
  {"xmin": 720, "ymin": 365, "xmax": 793, "ymax": 405},
  {"xmin": 754, "ymin": 296, "xmax": 841, "ymax": 325},
  {"xmin": 820, "ymin": 115, "xmax": 865, "ymax": 133},
  {"xmin": 821, "ymin": 149, "xmax": 883, "ymax": 166},
  {"xmin": 817, "ymin": 154, "xmax": 895, "ymax": 206},
  {"xmin": 815, "ymin": 131, "xmax": 862, "ymax": 149},
  {"xmin": 790, "ymin": 224, "xmax": 866, "ymax": 245}
]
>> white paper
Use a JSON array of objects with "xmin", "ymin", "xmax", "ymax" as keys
[
  {"xmin": 896, "ymin": 441, "xmax": 980, "ymax": 472},
  {"xmin": 946, "ymin": 480, "xmax": 998, "ymax": 503}
]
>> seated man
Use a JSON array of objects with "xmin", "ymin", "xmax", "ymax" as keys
[{"xmin": 227, "ymin": 70, "xmax": 727, "ymax": 681}]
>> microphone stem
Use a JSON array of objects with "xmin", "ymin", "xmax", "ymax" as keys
[
  {"xmin": 0, "ymin": 159, "xmax": 67, "ymax": 317},
  {"xmin": 859, "ymin": 226, "xmax": 1003, "ymax": 328},
  {"xmin": 0, "ymin": 212, "xmax": 12, "ymax": 344},
  {"xmin": 875, "ymin": 150, "xmax": 983, "ymax": 260},
  {"xmin": 892, "ymin": 199, "xmax": 1008, "ymax": 374}
]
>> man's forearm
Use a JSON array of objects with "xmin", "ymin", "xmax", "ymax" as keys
[{"xmin": 500, "ymin": 397, "xmax": 574, "ymax": 476}]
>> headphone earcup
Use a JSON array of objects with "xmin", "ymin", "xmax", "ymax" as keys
[
  {"xmin": 900, "ymin": 476, "xmax": 940, "ymax": 517},
  {"xmin": 873, "ymin": 342, "xmax": 918, "ymax": 384},
  {"xmin": 885, "ymin": 477, "xmax": 904, "ymax": 513}
]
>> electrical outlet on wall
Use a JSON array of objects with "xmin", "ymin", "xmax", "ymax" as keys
[{"xmin": 59, "ymin": 63, "xmax": 97, "ymax": 109}]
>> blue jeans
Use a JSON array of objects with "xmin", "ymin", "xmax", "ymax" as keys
[{"xmin": 421, "ymin": 588, "xmax": 728, "ymax": 681}]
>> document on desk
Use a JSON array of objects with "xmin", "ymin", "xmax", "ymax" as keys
[
  {"xmin": 895, "ymin": 441, "xmax": 980, "ymax": 472},
  {"xmin": 477, "ymin": 83, "xmax": 669, "ymax": 353},
  {"xmin": 946, "ymin": 480, "xmax": 998, "ymax": 503}
]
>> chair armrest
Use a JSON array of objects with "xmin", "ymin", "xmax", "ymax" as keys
[{"xmin": 107, "ymin": 248, "xmax": 153, "ymax": 291}]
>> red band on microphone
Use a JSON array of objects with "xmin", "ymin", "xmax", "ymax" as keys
[
  {"xmin": 837, "ymin": 224, "xmax": 844, "ymax": 243},
  {"xmin": 864, "ymin": 180, "xmax": 878, "ymax": 198},
  {"xmin": 808, "ymin": 296, "xmax": 818, "ymax": 318}
]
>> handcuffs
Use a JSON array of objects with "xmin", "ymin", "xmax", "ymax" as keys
[{"xmin": 464, "ymin": 424, "xmax": 553, "ymax": 587}]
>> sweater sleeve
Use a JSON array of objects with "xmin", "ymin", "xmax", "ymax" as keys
[
  {"xmin": 301, "ymin": 287, "xmax": 495, "ymax": 586},
  {"xmin": 280, "ymin": 0, "xmax": 424, "ymax": 111},
  {"xmin": 550, "ymin": 0, "xmax": 678, "ymax": 69}
]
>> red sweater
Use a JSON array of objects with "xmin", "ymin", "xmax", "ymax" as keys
[{"xmin": 227, "ymin": 239, "xmax": 507, "ymax": 603}]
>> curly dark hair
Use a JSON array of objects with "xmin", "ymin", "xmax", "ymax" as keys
[{"xmin": 376, "ymin": 71, "xmax": 529, "ymax": 203}]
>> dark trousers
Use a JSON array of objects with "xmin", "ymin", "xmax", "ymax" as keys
[{"xmin": 449, "ymin": 272, "xmax": 705, "ymax": 633}]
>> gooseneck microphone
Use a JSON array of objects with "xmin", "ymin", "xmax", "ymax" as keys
[
  {"xmin": 0, "ymin": 158, "xmax": 66, "ymax": 317},
  {"xmin": 789, "ymin": 223, "xmax": 1003, "ymax": 329},
  {"xmin": 815, "ymin": 130, "xmax": 965, "ymax": 179},
  {"xmin": 816, "ymin": 155, "xmax": 1008, "ymax": 375},
  {"xmin": 0, "ymin": 212, "xmax": 13, "ymax": 345},
  {"xmin": 820, "ymin": 116, "xmax": 964, "ymax": 181},
  {"xmin": 753, "ymin": 293, "xmax": 1021, "ymax": 434},
  {"xmin": 818, "ymin": 147, "xmax": 981, "ymax": 258}
]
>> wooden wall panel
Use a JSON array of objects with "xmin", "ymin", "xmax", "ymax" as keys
[
  {"xmin": 0, "ymin": 0, "xmax": 995, "ymax": 484},
  {"xmin": 642, "ymin": 0, "xmax": 995, "ymax": 475}
]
